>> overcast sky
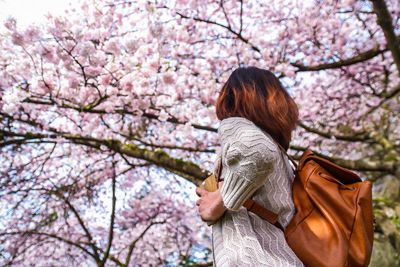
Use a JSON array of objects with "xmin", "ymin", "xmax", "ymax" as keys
[{"xmin": 0, "ymin": 0, "xmax": 76, "ymax": 28}]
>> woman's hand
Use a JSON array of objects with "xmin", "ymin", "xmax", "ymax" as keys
[{"xmin": 195, "ymin": 181, "xmax": 226, "ymax": 224}]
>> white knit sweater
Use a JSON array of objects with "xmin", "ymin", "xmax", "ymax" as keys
[{"xmin": 211, "ymin": 116, "xmax": 304, "ymax": 267}]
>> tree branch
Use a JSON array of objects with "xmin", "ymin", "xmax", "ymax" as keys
[
  {"xmin": 187, "ymin": 262, "xmax": 213, "ymax": 267},
  {"xmin": 21, "ymin": 98, "xmax": 218, "ymax": 133},
  {"xmin": 100, "ymin": 162, "xmax": 117, "ymax": 266},
  {"xmin": 0, "ymin": 128, "xmax": 209, "ymax": 185},
  {"xmin": 0, "ymin": 231, "xmax": 96, "ymax": 260},
  {"xmin": 175, "ymin": 11, "xmax": 261, "ymax": 53},
  {"xmin": 298, "ymin": 122, "xmax": 374, "ymax": 142},
  {"xmin": 370, "ymin": 0, "xmax": 400, "ymax": 74},
  {"xmin": 358, "ymin": 82, "xmax": 400, "ymax": 119},
  {"xmin": 291, "ymin": 44, "xmax": 387, "ymax": 71},
  {"xmin": 53, "ymin": 193, "xmax": 101, "ymax": 262},
  {"xmin": 124, "ymin": 220, "xmax": 166, "ymax": 266},
  {"xmin": 288, "ymin": 145, "xmax": 396, "ymax": 173}
]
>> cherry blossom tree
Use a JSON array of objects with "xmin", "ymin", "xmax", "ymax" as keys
[{"xmin": 0, "ymin": 0, "xmax": 399, "ymax": 266}]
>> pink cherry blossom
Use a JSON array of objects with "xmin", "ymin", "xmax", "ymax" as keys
[{"xmin": 0, "ymin": 0, "xmax": 399, "ymax": 265}]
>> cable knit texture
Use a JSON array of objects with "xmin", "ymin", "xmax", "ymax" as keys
[{"xmin": 211, "ymin": 117, "xmax": 304, "ymax": 267}]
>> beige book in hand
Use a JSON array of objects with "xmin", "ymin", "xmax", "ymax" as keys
[{"xmin": 200, "ymin": 173, "xmax": 219, "ymax": 192}]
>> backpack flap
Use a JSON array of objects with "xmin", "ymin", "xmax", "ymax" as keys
[{"xmin": 298, "ymin": 150, "xmax": 361, "ymax": 184}]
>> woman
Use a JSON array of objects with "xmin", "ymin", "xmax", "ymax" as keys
[{"xmin": 195, "ymin": 66, "xmax": 304, "ymax": 266}]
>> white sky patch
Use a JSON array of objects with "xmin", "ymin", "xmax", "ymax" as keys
[{"xmin": 0, "ymin": 0, "xmax": 77, "ymax": 28}]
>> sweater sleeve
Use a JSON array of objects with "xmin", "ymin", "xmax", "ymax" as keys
[{"xmin": 218, "ymin": 118, "xmax": 278, "ymax": 211}]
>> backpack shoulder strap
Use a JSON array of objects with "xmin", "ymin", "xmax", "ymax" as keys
[
  {"xmin": 243, "ymin": 199, "xmax": 284, "ymax": 230},
  {"xmin": 274, "ymin": 142, "xmax": 298, "ymax": 171}
]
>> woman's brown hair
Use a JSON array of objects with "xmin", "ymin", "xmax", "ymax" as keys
[{"xmin": 215, "ymin": 66, "xmax": 298, "ymax": 151}]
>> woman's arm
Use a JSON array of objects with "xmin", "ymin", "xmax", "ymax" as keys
[
  {"xmin": 195, "ymin": 118, "xmax": 278, "ymax": 222},
  {"xmin": 218, "ymin": 118, "xmax": 277, "ymax": 211}
]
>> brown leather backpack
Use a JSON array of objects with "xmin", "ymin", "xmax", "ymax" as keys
[{"xmin": 202, "ymin": 149, "xmax": 374, "ymax": 267}]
